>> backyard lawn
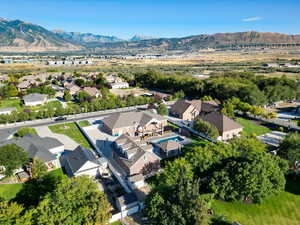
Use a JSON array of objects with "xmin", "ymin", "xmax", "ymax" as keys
[
  {"xmin": 49, "ymin": 122, "xmax": 93, "ymax": 149},
  {"xmin": 0, "ymin": 168, "xmax": 66, "ymax": 201},
  {"xmin": 0, "ymin": 98, "xmax": 22, "ymax": 110},
  {"xmin": 110, "ymin": 221, "xmax": 122, "ymax": 225},
  {"xmin": 213, "ymin": 191, "xmax": 300, "ymax": 225},
  {"xmin": 0, "ymin": 183, "xmax": 23, "ymax": 200},
  {"xmin": 0, "ymin": 98, "xmax": 62, "ymax": 112},
  {"xmin": 236, "ymin": 117, "xmax": 271, "ymax": 136},
  {"xmin": 78, "ymin": 120, "xmax": 91, "ymax": 127}
]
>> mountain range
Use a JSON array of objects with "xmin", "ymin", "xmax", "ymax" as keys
[{"xmin": 0, "ymin": 18, "xmax": 300, "ymax": 53}]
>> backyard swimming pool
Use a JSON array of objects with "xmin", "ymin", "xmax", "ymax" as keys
[{"xmin": 155, "ymin": 136, "xmax": 184, "ymax": 144}]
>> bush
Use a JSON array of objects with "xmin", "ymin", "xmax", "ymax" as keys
[{"xmin": 193, "ymin": 118, "xmax": 219, "ymax": 138}]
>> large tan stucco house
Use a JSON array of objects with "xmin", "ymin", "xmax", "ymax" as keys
[
  {"xmin": 113, "ymin": 134, "xmax": 160, "ymax": 176},
  {"xmin": 102, "ymin": 111, "xmax": 168, "ymax": 137},
  {"xmin": 170, "ymin": 99, "xmax": 219, "ymax": 121}
]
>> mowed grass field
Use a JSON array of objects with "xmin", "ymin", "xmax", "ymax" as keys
[
  {"xmin": 236, "ymin": 117, "xmax": 271, "ymax": 136},
  {"xmin": 0, "ymin": 98, "xmax": 22, "ymax": 110},
  {"xmin": 213, "ymin": 191, "xmax": 300, "ymax": 225},
  {"xmin": 49, "ymin": 122, "xmax": 92, "ymax": 149},
  {"xmin": 0, "ymin": 183, "xmax": 23, "ymax": 200},
  {"xmin": 0, "ymin": 168, "xmax": 67, "ymax": 201}
]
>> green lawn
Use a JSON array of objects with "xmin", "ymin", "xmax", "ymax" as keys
[
  {"xmin": 78, "ymin": 120, "xmax": 91, "ymax": 127},
  {"xmin": 213, "ymin": 191, "xmax": 300, "ymax": 225},
  {"xmin": 110, "ymin": 221, "xmax": 122, "ymax": 225},
  {"xmin": 236, "ymin": 117, "xmax": 271, "ymax": 136},
  {"xmin": 49, "ymin": 122, "xmax": 92, "ymax": 149},
  {"xmin": 25, "ymin": 100, "xmax": 63, "ymax": 111},
  {"xmin": 0, "ymin": 98, "xmax": 22, "ymax": 110},
  {"xmin": 48, "ymin": 168, "xmax": 67, "ymax": 179},
  {"xmin": 0, "ymin": 183, "xmax": 23, "ymax": 201}
]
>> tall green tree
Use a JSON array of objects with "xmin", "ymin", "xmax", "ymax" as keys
[
  {"xmin": 193, "ymin": 118, "xmax": 219, "ymax": 139},
  {"xmin": 145, "ymin": 169, "xmax": 211, "ymax": 225},
  {"xmin": 208, "ymin": 152, "xmax": 287, "ymax": 203},
  {"xmin": 30, "ymin": 158, "xmax": 48, "ymax": 179},
  {"xmin": 15, "ymin": 127, "xmax": 37, "ymax": 137},
  {"xmin": 31, "ymin": 176, "xmax": 111, "ymax": 225},
  {"xmin": 63, "ymin": 90, "xmax": 72, "ymax": 102},
  {"xmin": 0, "ymin": 201, "xmax": 25, "ymax": 225},
  {"xmin": 0, "ymin": 144, "xmax": 28, "ymax": 176},
  {"xmin": 278, "ymin": 133, "xmax": 300, "ymax": 170},
  {"xmin": 157, "ymin": 103, "xmax": 168, "ymax": 115}
]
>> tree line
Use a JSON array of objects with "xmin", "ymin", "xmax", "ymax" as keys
[{"xmin": 135, "ymin": 71, "xmax": 299, "ymax": 106}]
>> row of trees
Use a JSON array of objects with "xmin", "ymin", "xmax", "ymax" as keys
[
  {"xmin": 135, "ymin": 71, "xmax": 299, "ymax": 106},
  {"xmin": 0, "ymin": 94, "xmax": 154, "ymax": 124}
]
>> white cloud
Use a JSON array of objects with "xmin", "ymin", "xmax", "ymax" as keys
[{"xmin": 242, "ymin": 17, "xmax": 263, "ymax": 22}]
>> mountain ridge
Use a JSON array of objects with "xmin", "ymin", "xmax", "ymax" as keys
[{"xmin": 0, "ymin": 19, "xmax": 300, "ymax": 53}]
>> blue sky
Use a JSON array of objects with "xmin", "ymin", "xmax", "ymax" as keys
[{"xmin": 1, "ymin": 0, "xmax": 300, "ymax": 39}]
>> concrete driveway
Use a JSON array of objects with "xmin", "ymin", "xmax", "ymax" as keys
[{"xmin": 35, "ymin": 126, "xmax": 79, "ymax": 151}]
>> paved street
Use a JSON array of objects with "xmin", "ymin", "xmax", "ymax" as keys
[{"xmin": 35, "ymin": 126, "xmax": 79, "ymax": 151}]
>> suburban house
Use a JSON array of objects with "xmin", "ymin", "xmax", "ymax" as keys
[
  {"xmin": 171, "ymin": 99, "xmax": 219, "ymax": 121},
  {"xmin": 82, "ymin": 87, "xmax": 102, "ymax": 98},
  {"xmin": 102, "ymin": 111, "xmax": 168, "ymax": 137},
  {"xmin": 153, "ymin": 92, "xmax": 171, "ymax": 102},
  {"xmin": 63, "ymin": 146, "xmax": 108, "ymax": 177},
  {"xmin": 106, "ymin": 74, "xmax": 123, "ymax": 83},
  {"xmin": 113, "ymin": 134, "xmax": 160, "ymax": 176},
  {"xmin": 17, "ymin": 80, "xmax": 32, "ymax": 90},
  {"xmin": 23, "ymin": 93, "xmax": 47, "ymax": 106},
  {"xmin": 0, "ymin": 134, "xmax": 64, "ymax": 170},
  {"xmin": 110, "ymin": 82, "xmax": 129, "ymax": 89},
  {"xmin": 0, "ymin": 107, "xmax": 17, "ymax": 115},
  {"xmin": 197, "ymin": 112, "xmax": 243, "ymax": 141},
  {"xmin": 65, "ymin": 84, "xmax": 81, "ymax": 96}
]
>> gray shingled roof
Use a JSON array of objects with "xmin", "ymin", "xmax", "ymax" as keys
[
  {"xmin": 171, "ymin": 100, "xmax": 194, "ymax": 116},
  {"xmin": 198, "ymin": 112, "xmax": 243, "ymax": 134},
  {"xmin": 0, "ymin": 107, "xmax": 16, "ymax": 112},
  {"xmin": 171, "ymin": 99, "xmax": 219, "ymax": 116},
  {"xmin": 102, "ymin": 111, "xmax": 166, "ymax": 130},
  {"xmin": 64, "ymin": 146, "xmax": 100, "ymax": 173},
  {"xmin": 114, "ymin": 134, "xmax": 158, "ymax": 171},
  {"xmin": 0, "ymin": 134, "xmax": 63, "ymax": 162},
  {"xmin": 23, "ymin": 93, "xmax": 47, "ymax": 102},
  {"xmin": 0, "ymin": 128, "xmax": 18, "ymax": 141},
  {"xmin": 159, "ymin": 140, "xmax": 181, "ymax": 152}
]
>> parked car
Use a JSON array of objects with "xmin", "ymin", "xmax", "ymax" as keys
[{"xmin": 54, "ymin": 116, "xmax": 67, "ymax": 121}]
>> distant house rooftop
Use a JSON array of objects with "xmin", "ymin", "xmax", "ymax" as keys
[{"xmin": 23, "ymin": 93, "xmax": 47, "ymax": 103}]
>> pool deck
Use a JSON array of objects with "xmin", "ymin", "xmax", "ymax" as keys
[{"xmin": 147, "ymin": 132, "xmax": 192, "ymax": 145}]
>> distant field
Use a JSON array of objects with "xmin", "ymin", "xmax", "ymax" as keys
[
  {"xmin": 258, "ymin": 72, "xmax": 300, "ymax": 80},
  {"xmin": 236, "ymin": 117, "xmax": 271, "ymax": 136}
]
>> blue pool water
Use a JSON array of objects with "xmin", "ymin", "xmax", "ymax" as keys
[{"xmin": 156, "ymin": 136, "xmax": 184, "ymax": 144}]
